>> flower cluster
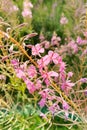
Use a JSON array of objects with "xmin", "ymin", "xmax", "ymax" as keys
[
  {"xmin": 39, "ymin": 32, "xmax": 61, "ymax": 50},
  {"xmin": 22, "ymin": 0, "xmax": 33, "ymax": 18},
  {"xmin": 12, "ymin": 57, "xmax": 70, "ymax": 115},
  {"xmin": 1, "ymin": 0, "xmax": 19, "ymax": 13},
  {"xmin": 11, "ymin": 41, "xmax": 76, "ymax": 117},
  {"xmin": 5, "ymin": 21, "xmax": 86, "ymax": 121},
  {"xmin": 39, "ymin": 32, "xmax": 87, "ymax": 57},
  {"xmin": 60, "ymin": 14, "xmax": 68, "ymax": 25},
  {"xmin": 11, "ymin": 59, "xmax": 39, "ymax": 94},
  {"xmin": 0, "ymin": 26, "xmax": 86, "ymax": 124}
]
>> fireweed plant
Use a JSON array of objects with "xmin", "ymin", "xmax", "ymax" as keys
[
  {"xmin": 0, "ymin": 1, "xmax": 87, "ymax": 129},
  {"xmin": 0, "ymin": 29, "xmax": 87, "ymax": 129}
]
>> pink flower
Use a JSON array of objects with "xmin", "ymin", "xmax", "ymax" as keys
[
  {"xmin": 15, "ymin": 68, "xmax": 25, "ymax": 79},
  {"xmin": 37, "ymin": 55, "xmax": 50, "ymax": 68},
  {"xmin": 22, "ymin": 9, "xmax": 32, "ymax": 18},
  {"xmin": 36, "ymin": 80, "xmax": 42, "ymax": 90},
  {"xmin": 59, "ymin": 62, "xmax": 66, "ymax": 72},
  {"xmin": 57, "ymin": 37, "xmax": 61, "ymax": 42},
  {"xmin": 32, "ymin": 44, "xmax": 44, "ymax": 56},
  {"xmin": 10, "ymin": 5, "xmax": 19, "ymax": 12},
  {"xmin": 44, "ymin": 41, "xmax": 50, "ymax": 49},
  {"xmin": 59, "ymin": 71, "xmax": 66, "ymax": 81},
  {"xmin": 39, "ymin": 33, "xmax": 45, "ymax": 42},
  {"xmin": 52, "ymin": 54, "xmax": 60, "ymax": 64},
  {"xmin": 27, "ymin": 65, "xmax": 37, "ymax": 78},
  {"xmin": 22, "ymin": 1, "xmax": 33, "ymax": 18},
  {"xmin": 84, "ymin": 90, "xmax": 87, "ymax": 96},
  {"xmin": 62, "ymin": 101, "xmax": 69, "ymax": 110},
  {"xmin": 24, "ymin": 2, "xmax": 33, "ymax": 8},
  {"xmin": 37, "ymin": 51, "xmax": 62, "ymax": 69},
  {"xmin": 81, "ymin": 49, "xmax": 87, "ymax": 56},
  {"xmin": 39, "ymin": 90, "xmax": 48, "ymax": 99},
  {"xmin": 61, "ymin": 80, "xmax": 75, "ymax": 91},
  {"xmin": 39, "ymin": 89, "xmax": 53, "ymax": 99},
  {"xmin": 67, "ymin": 72, "xmax": 73, "ymax": 78},
  {"xmin": 40, "ymin": 113, "xmax": 47, "ymax": 119},
  {"xmin": 24, "ymin": 78, "xmax": 36, "ymax": 94},
  {"xmin": 43, "ymin": 55, "xmax": 51, "ymax": 66},
  {"xmin": 80, "ymin": 78, "xmax": 87, "ymax": 83},
  {"xmin": 51, "ymin": 34, "xmax": 61, "ymax": 46},
  {"xmin": 48, "ymin": 51, "xmax": 60, "ymax": 64},
  {"xmin": 49, "ymin": 103, "xmax": 60, "ymax": 114},
  {"xmin": 41, "ymin": 71, "xmax": 58, "ymax": 85},
  {"xmin": 68, "ymin": 40, "xmax": 78, "ymax": 54},
  {"xmin": 48, "ymin": 71, "xmax": 59, "ymax": 77},
  {"xmin": 11, "ymin": 59, "xmax": 19, "ymax": 68},
  {"xmin": 38, "ymin": 98, "xmax": 46, "ymax": 108},
  {"xmin": 51, "ymin": 35, "xmax": 58, "ymax": 46},
  {"xmin": 76, "ymin": 36, "xmax": 83, "ymax": 45},
  {"xmin": 48, "ymin": 50, "xmax": 55, "ymax": 62},
  {"xmin": 60, "ymin": 16, "xmax": 68, "ymax": 25},
  {"xmin": 20, "ymin": 62, "xmax": 27, "ymax": 70}
]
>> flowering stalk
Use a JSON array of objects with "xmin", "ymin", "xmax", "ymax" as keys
[{"xmin": 0, "ymin": 30, "xmax": 80, "ymax": 114}]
